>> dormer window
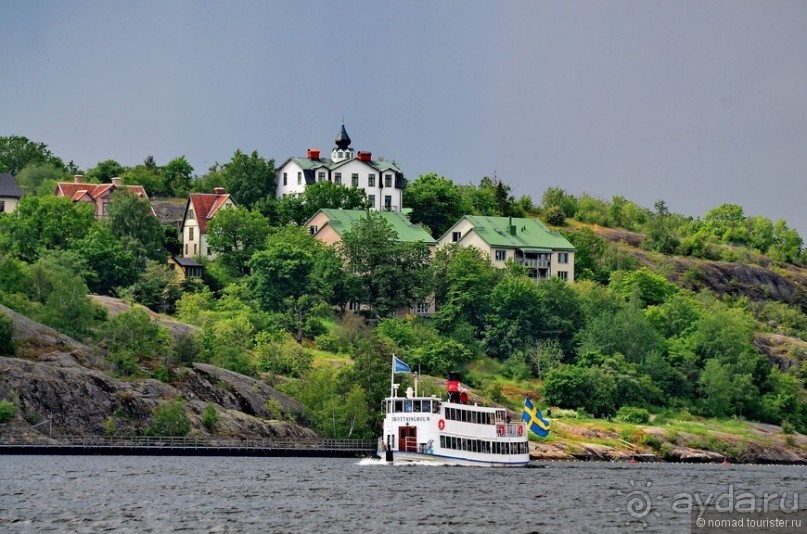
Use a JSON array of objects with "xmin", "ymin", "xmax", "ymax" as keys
[{"xmin": 188, "ymin": 209, "xmax": 195, "ymax": 220}]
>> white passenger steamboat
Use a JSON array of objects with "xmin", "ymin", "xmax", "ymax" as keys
[{"xmin": 377, "ymin": 357, "xmax": 539, "ymax": 467}]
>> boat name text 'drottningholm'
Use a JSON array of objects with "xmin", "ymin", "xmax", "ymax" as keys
[{"xmin": 391, "ymin": 416, "xmax": 432, "ymax": 423}]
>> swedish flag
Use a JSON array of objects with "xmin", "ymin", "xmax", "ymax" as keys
[{"xmin": 522, "ymin": 397, "xmax": 550, "ymax": 438}]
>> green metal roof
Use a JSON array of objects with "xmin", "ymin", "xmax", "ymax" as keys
[
  {"xmin": 289, "ymin": 157, "xmax": 401, "ymax": 174},
  {"xmin": 319, "ymin": 209, "xmax": 436, "ymax": 245},
  {"xmin": 460, "ymin": 215, "xmax": 575, "ymax": 251}
]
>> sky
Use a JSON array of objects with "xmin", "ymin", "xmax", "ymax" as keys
[{"xmin": 2, "ymin": 1, "xmax": 806, "ymax": 236}]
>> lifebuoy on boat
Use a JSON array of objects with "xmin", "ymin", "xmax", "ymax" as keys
[
  {"xmin": 438, "ymin": 419, "xmax": 446, "ymax": 430},
  {"xmin": 497, "ymin": 424, "xmax": 505, "ymax": 436},
  {"xmin": 517, "ymin": 425, "xmax": 524, "ymax": 436}
]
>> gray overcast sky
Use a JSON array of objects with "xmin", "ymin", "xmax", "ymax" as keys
[{"xmin": 2, "ymin": 1, "xmax": 806, "ymax": 236}]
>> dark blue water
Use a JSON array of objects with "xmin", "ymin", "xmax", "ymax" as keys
[{"xmin": 0, "ymin": 456, "xmax": 803, "ymax": 533}]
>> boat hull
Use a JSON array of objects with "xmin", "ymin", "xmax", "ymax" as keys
[{"xmin": 376, "ymin": 449, "xmax": 530, "ymax": 467}]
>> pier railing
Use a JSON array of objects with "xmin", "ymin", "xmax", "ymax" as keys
[{"xmin": 0, "ymin": 434, "xmax": 376, "ymax": 452}]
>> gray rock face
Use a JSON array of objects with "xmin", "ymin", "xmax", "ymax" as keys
[{"xmin": 0, "ymin": 304, "xmax": 317, "ymax": 441}]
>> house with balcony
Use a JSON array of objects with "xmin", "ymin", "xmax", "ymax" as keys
[
  {"xmin": 0, "ymin": 173, "xmax": 23, "ymax": 213},
  {"xmin": 55, "ymin": 175, "xmax": 153, "ymax": 219},
  {"xmin": 437, "ymin": 215, "xmax": 575, "ymax": 282},
  {"xmin": 305, "ymin": 208, "xmax": 436, "ymax": 315},
  {"xmin": 276, "ymin": 125, "xmax": 405, "ymax": 212}
]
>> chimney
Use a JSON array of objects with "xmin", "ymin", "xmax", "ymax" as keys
[
  {"xmin": 111, "ymin": 177, "xmax": 122, "ymax": 187},
  {"xmin": 213, "ymin": 187, "xmax": 225, "ymax": 195},
  {"xmin": 358, "ymin": 151, "xmax": 372, "ymax": 162},
  {"xmin": 73, "ymin": 175, "xmax": 84, "ymax": 183},
  {"xmin": 307, "ymin": 148, "xmax": 321, "ymax": 159}
]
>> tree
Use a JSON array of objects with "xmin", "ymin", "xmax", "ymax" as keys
[
  {"xmin": 149, "ymin": 398, "xmax": 191, "ymax": 436},
  {"xmin": 339, "ymin": 212, "xmax": 432, "ymax": 318},
  {"xmin": 769, "ymin": 220, "xmax": 803, "ymax": 264},
  {"xmin": 541, "ymin": 187, "xmax": 578, "ymax": 218},
  {"xmin": 703, "ymin": 203, "xmax": 749, "ymax": 244},
  {"xmin": 643, "ymin": 200, "xmax": 681, "ymax": 254},
  {"xmin": 15, "ymin": 163, "xmax": 69, "ymax": 195},
  {"xmin": 404, "ymin": 173, "xmax": 465, "ymax": 238},
  {"xmin": 162, "ymin": 156, "xmax": 194, "ymax": 197},
  {"xmin": 483, "ymin": 275, "xmax": 544, "ymax": 359},
  {"xmin": 85, "ymin": 160, "xmax": 126, "ymax": 183},
  {"xmin": 609, "ymin": 268, "xmax": 678, "ymax": 307},
  {"xmin": 38, "ymin": 270, "xmax": 98, "ymax": 339},
  {"xmin": 432, "ymin": 245, "xmax": 497, "ymax": 337},
  {"xmin": 106, "ymin": 189, "xmax": 166, "ymax": 265},
  {"xmin": 0, "ymin": 313, "xmax": 14, "ymax": 355},
  {"xmin": 72, "ymin": 225, "xmax": 138, "ymax": 294},
  {"xmin": 222, "ymin": 149, "xmax": 276, "ymax": 209},
  {"xmin": 0, "ymin": 195, "xmax": 96, "ymax": 262},
  {"xmin": 206, "ymin": 206, "xmax": 270, "ymax": 277},
  {"xmin": 0, "ymin": 135, "xmax": 64, "ymax": 175},
  {"xmin": 699, "ymin": 359, "xmax": 732, "ymax": 417},
  {"xmin": 121, "ymin": 164, "xmax": 163, "ymax": 197},
  {"xmin": 272, "ymin": 181, "xmax": 369, "ymax": 226}
]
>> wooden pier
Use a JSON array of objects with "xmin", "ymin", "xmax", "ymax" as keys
[{"xmin": 0, "ymin": 435, "xmax": 377, "ymax": 458}]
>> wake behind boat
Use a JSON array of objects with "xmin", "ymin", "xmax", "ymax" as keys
[{"xmin": 377, "ymin": 356, "xmax": 548, "ymax": 467}]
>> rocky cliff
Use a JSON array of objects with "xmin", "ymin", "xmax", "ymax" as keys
[{"xmin": 0, "ymin": 304, "xmax": 316, "ymax": 441}]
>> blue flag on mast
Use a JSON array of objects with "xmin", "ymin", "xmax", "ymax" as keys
[
  {"xmin": 522, "ymin": 397, "xmax": 551, "ymax": 438},
  {"xmin": 393, "ymin": 356, "xmax": 412, "ymax": 374}
]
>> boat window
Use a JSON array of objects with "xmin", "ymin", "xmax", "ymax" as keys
[
  {"xmin": 422, "ymin": 400, "xmax": 431, "ymax": 413},
  {"xmin": 404, "ymin": 400, "xmax": 412, "ymax": 412},
  {"xmin": 461, "ymin": 410, "xmax": 468, "ymax": 423},
  {"xmin": 394, "ymin": 401, "xmax": 403, "ymax": 412},
  {"xmin": 413, "ymin": 400, "xmax": 421, "ymax": 412},
  {"xmin": 432, "ymin": 401, "xmax": 440, "ymax": 414}
]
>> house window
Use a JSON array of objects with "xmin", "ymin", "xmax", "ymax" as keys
[
  {"xmin": 193, "ymin": 244, "xmax": 198, "ymax": 255},
  {"xmin": 351, "ymin": 173, "xmax": 359, "ymax": 187},
  {"xmin": 297, "ymin": 172, "xmax": 302, "ymax": 185},
  {"xmin": 452, "ymin": 231, "xmax": 462, "ymax": 242},
  {"xmin": 309, "ymin": 225, "xmax": 318, "ymax": 235},
  {"xmin": 283, "ymin": 173, "xmax": 288, "ymax": 186},
  {"xmin": 189, "ymin": 227, "xmax": 194, "ymax": 241},
  {"xmin": 557, "ymin": 271, "xmax": 569, "ymax": 280},
  {"xmin": 335, "ymin": 173, "xmax": 342, "ymax": 185},
  {"xmin": 188, "ymin": 209, "xmax": 195, "ymax": 220},
  {"xmin": 417, "ymin": 302, "xmax": 429, "ymax": 314},
  {"xmin": 385, "ymin": 174, "xmax": 392, "ymax": 187},
  {"xmin": 185, "ymin": 244, "xmax": 188, "ymax": 255},
  {"xmin": 384, "ymin": 195, "xmax": 392, "ymax": 210},
  {"xmin": 102, "ymin": 203, "xmax": 109, "ymax": 215},
  {"xmin": 558, "ymin": 252, "xmax": 569, "ymax": 264},
  {"xmin": 368, "ymin": 174, "xmax": 376, "ymax": 187},
  {"xmin": 348, "ymin": 301, "xmax": 360, "ymax": 312},
  {"xmin": 318, "ymin": 171, "xmax": 325, "ymax": 183},
  {"xmin": 368, "ymin": 194, "xmax": 375, "ymax": 207},
  {"xmin": 0, "ymin": 201, "xmax": 4, "ymax": 212},
  {"xmin": 494, "ymin": 249, "xmax": 506, "ymax": 261}
]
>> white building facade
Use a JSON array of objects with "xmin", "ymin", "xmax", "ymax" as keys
[{"xmin": 275, "ymin": 125, "xmax": 405, "ymax": 212}]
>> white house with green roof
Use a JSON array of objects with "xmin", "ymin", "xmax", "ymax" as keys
[
  {"xmin": 275, "ymin": 125, "xmax": 405, "ymax": 212},
  {"xmin": 438, "ymin": 215, "xmax": 576, "ymax": 282},
  {"xmin": 305, "ymin": 208, "xmax": 436, "ymax": 315}
]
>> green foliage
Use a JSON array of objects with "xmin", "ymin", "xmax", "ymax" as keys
[
  {"xmin": 202, "ymin": 403, "xmax": 220, "ymax": 433},
  {"xmin": 123, "ymin": 261, "xmax": 182, "ymax": 313},
  {"xmin": 703, "ymin": 203, "xmax": 749, "ymax": 244},
  {"xmin": 255, "ymin": 332, "xmax": 313, "ymax": 377},
  {"xmin": 643, "ymin": 200, "xmax": 681, "ymax": 254},
  {"xmin": 540, "ymin": 187, "xmax": 578, "ymax": 218},
  {"xmin": 207, "ymin": 206, "xmax": 269, "ymax": 277},
  {"xmin": 149, "ymin": 398, "xmax": 191, "ymax": 436},
  {"xmin": 610, "ymin": 268, "xmax": 678, "ymax": 307},
  {"xmin": 120, "ymin": 164, "xmax": 164, "ymax": 197},
  {"xmin": 614, "ymin": 406, "xmax": 650, "ymax": 424},
  {"xmin": 220, "ymin": 149, "xmax": 276, "ymax": 209},
  {"xmin": 543, "ymin": 205, "xmax": 566, "ymax": 226},
  {"xmin": 85, "ymin": 160, "xmax": 126, "ymax": 183},
  {"xmin": 105, "ymin": 416, "xmax": 118, "ymax": 436},
  {"xmin": 161, "ymin": 156, "xmax": 194, "ymax": 197},
  {"xmin": 106, "ymin": 189, "xmax": 166, "ymax": 266},
  {"xmin": 0, "ymin": 195, "xmax": 95, "ymax": 262},
  {"xmin": 458, "ymin": 177, "xmax": 523, "ymax": 217},
  {"xmin": 0, "ymin": 135, "xmax": 64, "ymax": 175},
  {"xmin": 339, "ymin": 212, "xmax": 432, "ymax": 319},
  {"xmin": 0, "ymin": 399, "xmax": 16, "ymax": 423},
  {"xmin": 38, "ymin": 269, "xmax": 99, "ymax": 339},
  {"xmin": 698, "ymin": 359, "xmax": 733, "ymax": 417},
  {"xmin": 269, "ymin": 181, "xmax": 369, "ymax": 226},
  {"xmin": 560, "ymin": 228, "xmax": 610, "ymax": 283},
  {"xmin": 404, "ymin": 172, "xmax": 465, "ymax": 238},
  {"xmin": 16, "ymin": 163, "xmax": 69, "ymax": 195},
  {"xmin": 0, "ymin": 313, "xmax": 14, "ymax": 355},
  {"xmin": 101, "ymin": 308, "xmax": 172, "ymax": 375},
  {"xmin": 72, "ymin": 225, "xmax": 138, "ymax": 294}
]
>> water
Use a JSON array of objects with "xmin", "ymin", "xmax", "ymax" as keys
[{"xmin": 0, "ymin": 456, "xmax": 804, "ymax": 533}]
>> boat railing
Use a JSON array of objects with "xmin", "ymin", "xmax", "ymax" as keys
[{"xmin": 503, "ymin": 423, "xmax": 525, "ymax": 438}]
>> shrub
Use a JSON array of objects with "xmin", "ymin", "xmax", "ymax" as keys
[
  {"xmin": 643, "ymin": 434, "xmax": 663, "ymax": 450},
  {"xmin": 660, "ymin": 442, "xmax": 676, "ymax": 460},
  {"xmin": 105, "ymin": 416, "xmax": 117, "ymax": 436},
  {"xmin": 614, "ymin": 406, "xmax": 651, "ymax": 424},
  {"xmin": 781, "ymin": 420, "xmax": 795, "ymax": 435},
  {"xmin": 149, "ymin": 398, "xmax": 191, "ymax": 436},
  {"xmin": 202, "ymin": 403, "xmax": 220, "ymax": 433},
  {"xmin": 0, "ymin": 313, "xmax": 14, "ymax": 355},
  {"xmin": 0, "ymin": 399, "xmax": 16, "ymax": 423}
]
